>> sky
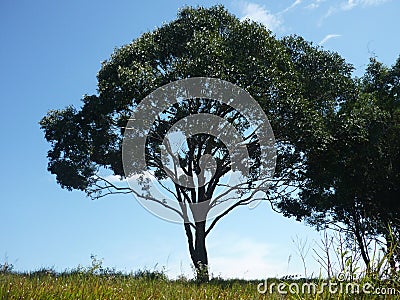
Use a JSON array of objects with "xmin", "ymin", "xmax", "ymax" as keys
[{"xmin": 0, "ymin": 0, "xmax": 399, "ymax": 280}]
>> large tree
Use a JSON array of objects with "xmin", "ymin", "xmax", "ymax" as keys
[{"xmin": 40, "ymin": 6, "xmax": 355, "ymax": 280}]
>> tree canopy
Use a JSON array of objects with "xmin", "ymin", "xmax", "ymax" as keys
[{"xmin": 40, "ymin": 5, "xmax": 371, "ymax": 280}]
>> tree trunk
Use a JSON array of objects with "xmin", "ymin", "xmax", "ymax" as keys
[
  {"xmin": 354, "ymin": 225, "xmax": 370, "ymax": 269},
  {"xmin": 194, "ymin": 221, "xmax": 209, "ymax": 282},
  {"xmin": 386, "ymin": 236, "xmax": 397, "ymax": 273},
  {"xmin": 184, "ymin": 221, "xmax": 209, "ymax": 282}
]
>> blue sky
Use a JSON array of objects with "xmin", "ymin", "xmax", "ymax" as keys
[{"xmin": 0, "ymin": 0, "xmax": 399, "ymax": 280}]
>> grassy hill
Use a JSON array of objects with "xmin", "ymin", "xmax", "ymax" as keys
[{"xmin": 2, "ymin": 267, "xmax": 400, "ymax": 299}]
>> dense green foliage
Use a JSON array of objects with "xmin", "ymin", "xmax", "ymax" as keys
[
  {"xmin": 282, "ymin": 57, "xmax": 400, "ymax": 267},
  {"xmin": 39, "ymin": 6, "xmax": 354, "ymax": 201},
  {"xmin": 40, "ymin": 4, "xmax": 399, "ymax": 281}
]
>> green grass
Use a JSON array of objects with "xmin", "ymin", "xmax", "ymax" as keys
[
  {"xmin": 2, "ymin": 269, "xmax": 400, "ymax": 299},
  {"xmin": 3, "ymin": 246, "xmax": 400, "ymax": 300},
  {"xmin": 0, "ymin": 270, "xmax": 262, "ymax": 300}
]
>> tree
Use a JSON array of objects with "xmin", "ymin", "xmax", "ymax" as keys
[
  {"xmin": 354, "ymin": 57, "xmax": 400, "ymax": 269},
  {"xmin": 280, "ymin": 56, "xmax": 400, "ymax": 269},
  {"xmin": 40, "ymin": 6, "xmax": 355, "ymax": 281}
]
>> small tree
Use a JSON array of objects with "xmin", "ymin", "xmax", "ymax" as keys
[{"xmin": 40, "ymin": 6, "xmax": 355, "ymax": 281}]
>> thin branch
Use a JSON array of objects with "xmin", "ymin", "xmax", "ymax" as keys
[{"xmin": 92, "ymin": 175, "xmax": 185, "ymax": 220}]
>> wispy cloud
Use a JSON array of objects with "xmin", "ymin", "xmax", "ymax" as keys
[
  {"xmin": 324, "ymin": 0, "xmax": 391, "ymax": 18},
  {"xmin": 240, "ymin": 2, "xmax": 283, "ymax": 31},
  {"xmin": 209, "ymin": 235, "xmax": 287, "ymax": 279},
  {"xmin": 239, "ymin": 1, "xmax": 308, "ymax": 32},
  {"xmin": 318, "ymin": 34, "xmax": 341, "ymax": 45},
  {"xmin": 340, "ymin": 0, "xmax": 391, "ymax": 10},
  {"xmin": 280, "ymin": 0, "xmax": 302, "ymax": 14},
  {"xmin": 305, "ymin": 0, "xmax": 325, "ymax": 9},
  {"xmin": 354, "ymin": 0, "xmax": 391, "ymax": 7}
]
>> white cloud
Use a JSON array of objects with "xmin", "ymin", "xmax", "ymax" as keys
[
  {"xmin": 305, "ymin": 0, "xmax": 324, "ymax": 9},
  {"xmin": 318, "ymin": 34, "xmax": 341, "ymax": 45},
  {"xmin": 355, "ymin": 0, "xmax": 391, "ymax": 6},
  {"xmin": 280, "ymin": 0, "xmax": 302, "ymax": 14},
  {"xmin": 306, "ymin": 3, "xmax": 319, "ymax": 9},
  {"xmin": 103, "ymin": 174, "xmax": 123, "ymax": 183},
  {"xmin": 341, "ymin": 0, "xmax": 357, "ymax": 10},
  {"xmin": 240, "ymin": 2, "xmax": 283, "ymax": 31},
  {"xmin": 324, "ymin": 0, "xmax": 390, "ymax": 18},
  {"xmin": 208, "ymin": 235, "xmax": 287, "ymax": 279},
  {"xmin": 341, "ymin": 0, "xmax": 391, "ymax": 10}
]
